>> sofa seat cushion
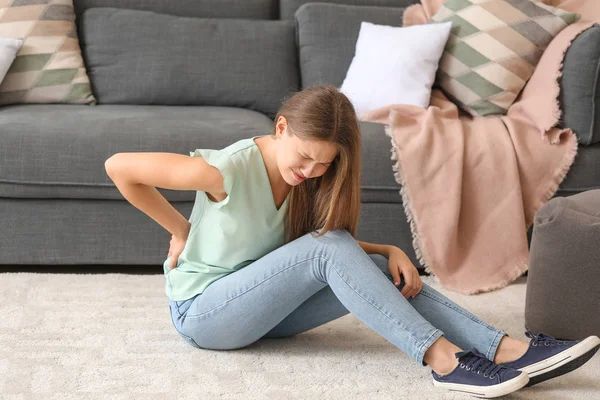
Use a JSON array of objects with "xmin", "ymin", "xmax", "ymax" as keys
[
  {"xmin": 0, "ymin": 105, "xmax": 274, "ymax": 200},
  {"xmin": 357, "ymin": 121, "xmax": 600, "ymax": 203},
  {"xmin": 1, "ymin": 105, "xmax": 598, "ymax": 202}
]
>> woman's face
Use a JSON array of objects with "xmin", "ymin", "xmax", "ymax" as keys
[{"xmin": 273, "ymin": 118, "xmax": 339, "ymax": 186}]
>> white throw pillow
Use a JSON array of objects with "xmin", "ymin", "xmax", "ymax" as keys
[
  {"xmin": 0, "ymin": 37, "xmax": 23, "ymax": 85},
  {"xmin": 340, "ymin": 21, "xmax": 452, "ymax": 114}
]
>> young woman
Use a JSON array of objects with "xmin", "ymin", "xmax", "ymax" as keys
[{"xmin": 105, "ymin": 85, "xmax": 599, "ymax": 398}]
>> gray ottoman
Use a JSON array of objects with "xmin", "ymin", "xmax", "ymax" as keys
[{"xmin": 525, "ymin": 189, "xmax": 600, "ymax": 340}]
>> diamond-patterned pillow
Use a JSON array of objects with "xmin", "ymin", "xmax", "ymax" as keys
[
  {"xmin": 430, "ymin": 0, "xmax": 579, "ymax": 116},
  {"xmin": 0, "ymin": 0, "xmax": 96, "ymax": 105}
]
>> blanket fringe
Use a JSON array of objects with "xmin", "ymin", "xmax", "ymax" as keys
[
  {"xmin": 526, "ymin": 25, "xmax": 592, "ymax": 225},
  {"xmin": 384, "ymin": 118, "xmax": 441, "ymax": 285},
  {"xmin": 526, "ymin": 129, "xmax": 579, "ymax": 227},
  {"xmin": 387, "ymin": 120, "xmax": 575, "ymax": 293},
  {"xmin": 384, "ymin": 115, "xmax": 569, "ymax": 295},
  {"xmin": 384, "ymin": 123, "xmax": 531, "ymax": 294},
  {"xmin": 487, "ymin": 23, "xmax": 589, "ymax": 291},
  {"xmin": 458, "ymin": 258, "xmax": 530, "ymax": 295}
]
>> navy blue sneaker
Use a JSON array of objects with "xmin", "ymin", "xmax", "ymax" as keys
[
  {"xmin": 432, "ymin": 348, "xmax": 529, "ymax": 398},
  {"xmin": 498, "ymin": 330, "xmax": 600, "ymax": 387}
]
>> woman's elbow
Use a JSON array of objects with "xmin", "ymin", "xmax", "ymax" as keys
[{"xmin": 104, "ymin": 153, "xmax": 123, "ymax": 180}]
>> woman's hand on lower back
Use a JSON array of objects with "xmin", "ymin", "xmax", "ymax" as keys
[{"xmin": 168, "ymin": 222, "xmax": 191, "ymax": 270}]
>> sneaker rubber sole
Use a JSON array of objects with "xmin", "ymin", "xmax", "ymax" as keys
[
  {"xmin": 432, "ymin": 371, "xmax": 529, "ymax": 398},
  {"xmin": 519, "ymin": 335, "xmax": 600, "ymax": 387}
]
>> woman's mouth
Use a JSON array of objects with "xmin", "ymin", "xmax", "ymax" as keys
[{"xmin": 293, "ymin": 170, "xmax": 306, "ymax": 181}]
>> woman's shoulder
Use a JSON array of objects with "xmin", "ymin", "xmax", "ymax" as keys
[
  {"xmin": 190, "ymin": 136, "xmax": 260, "ymax": 173},
  {"xmin": 222, "ymin": 136, "xmax": 259, "ymax": 157}
]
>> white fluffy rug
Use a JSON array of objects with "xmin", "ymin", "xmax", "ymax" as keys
[{"xmin": 1, "ymin": 272, "xmax": 598, "ymax": 399}]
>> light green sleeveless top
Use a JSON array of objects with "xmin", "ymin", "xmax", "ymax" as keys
[{"xmin": 163, "ymin": 136, "xmax": 290, "ymax": 301}]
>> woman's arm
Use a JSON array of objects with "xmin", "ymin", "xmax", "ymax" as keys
[
  {"xmin": 106, "ymin": 177, "xmax": 191, "ymax": 238},
  {"xmin": 358, "ymin": 240, "xmax": 422, "ymax": 296},
  {"xmin": 104, "ymin": 152, "xmax": 224, "ymax": 237},
  {"xmin": 357, "ymin": 240, "xmax": 394, "ymax": 257}
]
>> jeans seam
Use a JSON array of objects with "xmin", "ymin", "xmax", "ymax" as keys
[
  {"xmin": 417, "ymin": 329, "xmax": 444, "ymax": 366},
  {"xmin": 168, "ymin": 305, "xmax": 198, "ymax": 346},
  {"xmin": 183, "ymin": 255, "xmax": 324, "ymax": 320},
  {"xmin": 417, "ymin": 288, "xmax": 505, "ymax": 362},
  {"xmin": 173, "ymin": 298, "xmax": 195, "ymax": 318},
  {"xmin": 419, "ymin": 289, "xmax": 498, "ymax": 333},
  {"xmin": 487, "ymin": 330, "xmax": 505, "ymax": 361}
]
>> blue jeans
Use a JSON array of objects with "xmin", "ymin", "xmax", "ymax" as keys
[{"xmin": 167, "ymin": 229, "xmax": 506, "ymax": 366}]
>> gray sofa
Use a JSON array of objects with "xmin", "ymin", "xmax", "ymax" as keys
[{"xmin": 1, "ymin": 0, "xmax": 599, "ymax": 272}]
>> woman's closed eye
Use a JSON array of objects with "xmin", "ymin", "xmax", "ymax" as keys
[{"xmin": 300, "ymin": 153, "xmax": 331, "ymax": 167}]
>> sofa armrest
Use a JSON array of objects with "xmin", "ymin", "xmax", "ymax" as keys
[{"xmin": 559, "ymin": 23, "xmax": 600, "ymax": 146}]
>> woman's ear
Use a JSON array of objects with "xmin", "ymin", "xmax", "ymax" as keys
[{"xmin": 276, "ymin": 116, "xmax": 288, "ymax": 137}]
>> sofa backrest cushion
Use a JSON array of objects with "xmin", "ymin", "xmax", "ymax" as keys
[
  {"xmin": 560, "ymin": 23, "xmax": 600, "ymax": 146},
  {"xmin": 80, "ymin": 8, "xmax": 299, "ymax": 117},
  {"xmin": 74, "ymin": 0, "xmax": 278, "ymax": 20},
  {"xmin": 296, "ymin": 3, "xmax": 406, "ymax": 89},
  {"xmin": 280, "ymin": 0, "xmax": 417, "ymax": 20}
]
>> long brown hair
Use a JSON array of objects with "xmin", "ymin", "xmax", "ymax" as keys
[{"xmin": 271, "ymin": 85, "xmax": 362, "ymax": 243}]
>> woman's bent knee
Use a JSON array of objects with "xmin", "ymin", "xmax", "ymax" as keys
[{"xmin": 369, "ymin": 253, "xmax": 392, "ymax": 276}]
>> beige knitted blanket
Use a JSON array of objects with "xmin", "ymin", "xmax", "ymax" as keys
[{"xmin": 360, "ymin": 0, "xmax": 598, "ymax": 294}]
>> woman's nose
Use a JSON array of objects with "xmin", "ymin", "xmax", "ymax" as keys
[{"xmin": 302, "ymin": 164, "xmax": 320, "ymax": 178}]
